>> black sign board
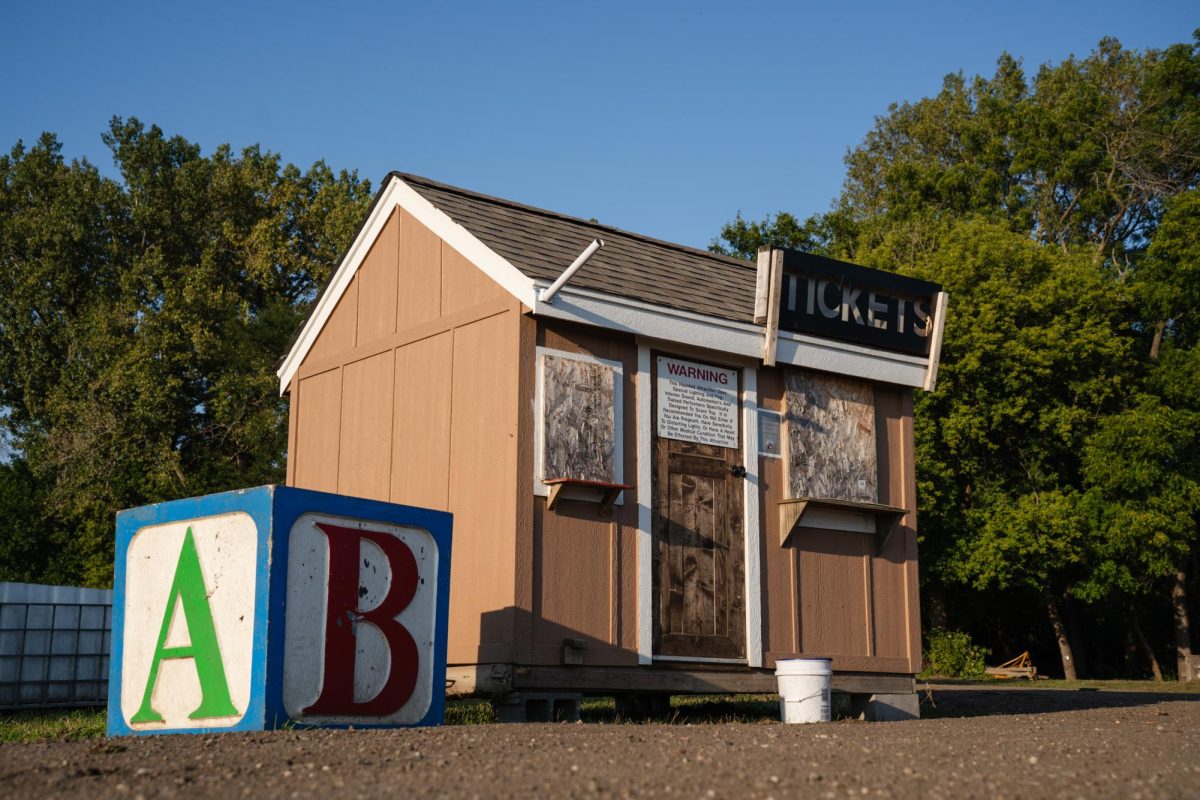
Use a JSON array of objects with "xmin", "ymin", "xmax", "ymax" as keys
[{"xmin": 775, "ymin": 249, "xmax": 941, "ymax": 357}]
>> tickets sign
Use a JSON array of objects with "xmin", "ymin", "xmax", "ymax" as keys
[
  {"xmin": 107, "ymin": 485, "xmax": 452, "ymax": 735},
  {"xmin": 776, "ymin": 249, "xmax": 941, "ymax": 356}
]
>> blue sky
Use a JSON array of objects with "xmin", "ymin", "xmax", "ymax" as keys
[{"xmin": 2, "ymin": 1, "xmax": 1195, "ymax": 249}]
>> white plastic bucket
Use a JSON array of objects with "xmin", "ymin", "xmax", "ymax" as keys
[{"xmin": 775, "ymin": 657, "xmax": 832, "ymax": 724}]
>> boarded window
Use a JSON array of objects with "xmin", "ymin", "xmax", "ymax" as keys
[
  {"xmin": 783, "ymin": 370, "xmax": 877, "ymax": 502},
  {"xmin": 539, "ymin": 351, "xmax": 619, "ymax": 484}
]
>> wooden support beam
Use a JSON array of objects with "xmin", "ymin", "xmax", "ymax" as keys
[
  {"xmin": 754, "ymin": 246, "xmax": 772, "ymax": 323},
  {"xmin": 762, "ymin": 249, "xmax": 784, "ymax": 366},
  {"xmin": 923, "ymin": 290, "xmax": 949, "ymax": 391}
]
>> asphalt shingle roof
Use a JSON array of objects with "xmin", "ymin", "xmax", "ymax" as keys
[{"xmin": 396, "ymin": 173, "xmax": 758, "ymax": 323}]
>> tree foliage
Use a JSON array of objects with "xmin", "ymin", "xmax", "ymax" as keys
[
  {"xmin": 0, "ymin": 118, "xmax": 371, "ymax": 586},
  {"xmin": 714, "ymin": 32, "xmax": 1200, "ymax": 677},
  {"xmin": 899, "ymin": 222, "xmax": 1131, "ymax": 600}
]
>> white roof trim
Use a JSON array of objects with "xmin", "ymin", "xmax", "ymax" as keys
[
  {"xmin": 531, "ymin": 282, "xmax": 931, "ymax": 388},
  {"xmin": 277, "ymin": 175, "xmax": 537, "ymax": 393}
]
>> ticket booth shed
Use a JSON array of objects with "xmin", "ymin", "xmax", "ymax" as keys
[{"xmin": 279, "ymin": 173, "xmax": 947, "ymax": 719}]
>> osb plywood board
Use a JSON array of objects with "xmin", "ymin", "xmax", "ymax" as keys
[
  {"xmin": 784, "ymin": 370, "xmax": 878, "ymax": 502},
  {"xmin": 542, "ymin": 354, "xmax": 616, "ymax": 483}
]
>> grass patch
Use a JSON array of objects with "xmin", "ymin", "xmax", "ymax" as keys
[
  {"xmin": 584, "ymin": 693, "xmax": 782, "ymax": 724},
  {"xmin": 638, "ymin": 693, "xmax": 781, "ymax": 725},
  {"xmin": 444, "ymin": 698, "xmax": 496, "ymax": 725},
  {"xmin": 0, "ymin": 708, "xmax": 107, "ymax": 743}
]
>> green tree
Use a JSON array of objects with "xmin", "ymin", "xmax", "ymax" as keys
[
  {"xmin": 710, "ymin": 209, "xmax": 853, "ymax": 261},
  {"xmin": 713, "ymin": 33, "xmax": 1200, "ymax": 678},
  {"xmin": 0, "ymin": 119, "xmax": 371, "ymax": 586},
  {"xmin": 1081, "ymin": 393, "xmax": 1200, "ymax": 679},
  {"xmin": 0, "ymin": 459, "xmax": 57, "ymax": 583},
  {"xmin": 1079, "ymin": 188, "xmax": 1200, "ymax": 680},
  {"xmin": 835, "ymin": 34, "xmax": 1200, "ymax": 267},
  {"xmin": 902, "ymin": 221, "xmax": 1130, "ymax": 680}
]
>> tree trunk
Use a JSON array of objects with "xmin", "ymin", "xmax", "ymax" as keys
[
  {"xmin": 1170, "ymin": 567, "xmax": 1194, "ymax": 681},
  {"xmin": 1149, "ymin": 319, "xmax": 1166, "ymax": 361},
  {"xmin": 1065, "ymin": 598, "xmax": 1090, "ymax": 678},
  {"xmin": 1046, "ymin": 593, "xmax": 1078, "ymax": 680},
  {"xmin": 1131, "ymin": 608, "xmax": 1164, "ymax": 681}
]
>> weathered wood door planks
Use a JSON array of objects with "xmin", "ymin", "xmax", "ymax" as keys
[{"xmin": 652, "ymin": 354, "xmax": 746, "ymax": 660}]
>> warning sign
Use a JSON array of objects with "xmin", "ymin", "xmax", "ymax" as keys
[{"xmin": 656, "ymin": 357, "xmax": 739, "ymax": 448}]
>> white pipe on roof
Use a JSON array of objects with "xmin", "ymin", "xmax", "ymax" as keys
[{"xmin": 538, "ymin": 238, "xmax": 604, "ymax": 304}]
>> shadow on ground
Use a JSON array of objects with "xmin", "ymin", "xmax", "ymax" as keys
[{"xmin": 923, "ymin": 687, "xmax": 1200, "ymax": 719}]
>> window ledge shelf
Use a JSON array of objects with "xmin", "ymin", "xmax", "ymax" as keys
[
  {"xmin": 778, "ymin": 497, "xmax": 909, "ymax": 553},
  {"xmin": 543, "ymin": 478, "xmax": 634, "ymax": 514}
]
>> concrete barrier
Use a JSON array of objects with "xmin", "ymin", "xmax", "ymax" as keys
[{"xmin": 107, "ymin": 485, "xmax": 452, "ymax": 735}]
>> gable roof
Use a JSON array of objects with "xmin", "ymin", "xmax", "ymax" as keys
[
  {"xmin": 398, "ymin": 173, "xmax": 757, "ymax": 323},
  {"xmin": 278, "ymin": 173, "xmax": 936, "ymax": 394}
]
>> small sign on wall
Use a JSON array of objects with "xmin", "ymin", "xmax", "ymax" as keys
[
  {"xmin": 108, "ymin": 486, "xmax": 452, "ymax": 735},
  {"xmin": 656, "ymin": 356, "xmax": 739, "ymax": 449},
  {"xmin": 758, "ymin": 409, "xmax": 782, "ymax": 458}
]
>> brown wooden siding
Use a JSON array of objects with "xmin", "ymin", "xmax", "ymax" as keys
[
  {"xmin": 306, "ymin": 280, "xmax": 358, "ymax": 364},
  {"xmin": 338, "ymin": 352, "xmax": 393, "ymax": 501},
  {"xmin": 288, "ymin": 211, "xmax": 522, "ymax": 666},
  {"xmin": 447, "ymin": 312, "xmax": 520, "ymax": 663},
  {"xmin": 355, "ymin": 210, "xmax": 400, "ymax": 346},
  {"xmin": 759, "ymin": 368, "xmax": 920, "ymax": 673},
  {"xmin": 293, "ymin": 368, "xmax": 342, "ymax": 493},
  {"xmin": 390, "ymin": 332, "xmax": 452, "ymax": 510},
  {"xmin": 524, "ymin": 321, "xmax": 639, "ymax": 667},
  {"xmin": 397, "ymin": 209, "xmax": 442, "ymax": 329}
]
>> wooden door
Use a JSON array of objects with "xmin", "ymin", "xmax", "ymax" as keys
[{"xmin": 652, "ymin": 355, "xmax": 746, "ymax": 660}]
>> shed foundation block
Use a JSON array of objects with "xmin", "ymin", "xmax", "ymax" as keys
[
  {"xmin": 494, "ymin": 691, "xmax": 582, "ymax": 723},
  {"xmin": 848, "ymin": 692, "xmax": 920, "ymax": 721}
]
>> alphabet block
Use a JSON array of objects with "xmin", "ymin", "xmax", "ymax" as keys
[{"xmin": 107, "ymin": 485, "xmax": 452, "ymax": 735}]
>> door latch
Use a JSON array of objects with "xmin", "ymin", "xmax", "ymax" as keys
[{"xmin": 729, "ymin": 464, "xmax": 747, "ymax": 478}]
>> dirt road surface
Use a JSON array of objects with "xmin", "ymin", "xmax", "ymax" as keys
[{"xmin": 3, "ymin": 688, "xmax": 1199, "ymax": 799}]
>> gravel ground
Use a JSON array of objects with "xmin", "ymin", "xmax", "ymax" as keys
[{"xmin": 2, "ymin": 688, "xmax": 1198, "ymax": 799}]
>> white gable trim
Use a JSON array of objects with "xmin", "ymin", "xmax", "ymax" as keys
[{"xmin": 277, "ymin": 175, "xmax": 538, "ymax": 394}]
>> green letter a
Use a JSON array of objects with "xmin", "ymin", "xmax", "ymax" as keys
[{"xmin": 131, "ymin": 527, "xmax": 239, "ymax": 723}]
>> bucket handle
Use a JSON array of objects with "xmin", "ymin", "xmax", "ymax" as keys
[{"xmin": 784, "ymin": 688, "xmax": 828, "ymax": 704}]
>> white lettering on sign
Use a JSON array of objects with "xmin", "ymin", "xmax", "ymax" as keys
[{"xmin": 656, "ymin": 357, "xmax": 739, "ymax": 449}]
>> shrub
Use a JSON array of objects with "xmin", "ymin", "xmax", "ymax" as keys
[{"xmin": 922, "ymin": 628, "xmax": 990, "ymax": 678}]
